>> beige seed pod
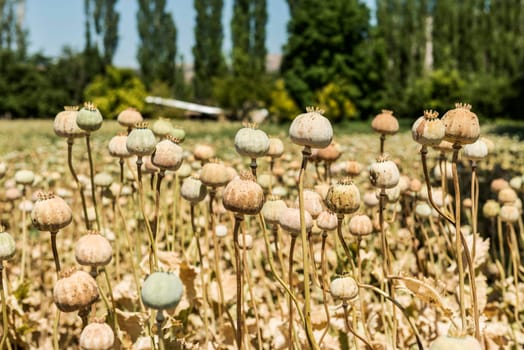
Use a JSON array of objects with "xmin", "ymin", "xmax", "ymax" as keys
[
  {"xmin": 429, "ymin": 335, "xmax": 482, "ymax": 350},
  {"xmin": 363, "ymin": 190, "xmax": 379, "ymax": 207},
  {"xmin": 296, "ymin": 189, "xmax": 324, "ymax": 219},
  {"xmin": 441, "ymin": 103, "xmax": 480, "ymax": 145},
  {"xmin": 117, "ymin": 107, "xmax": 143, "ymax": 129},
  {"xmin": 180, "ymin": 176, "xmax": 207, "ymax": 204},
  {"xmin": 411, "ymin": 110, "xmax": 445, "ymax": 146},
  {"xmin": 193, "ymin": 144, "xmax": 215, "ymax": 162},
  {"xmin": 498, "ymin": 187, "xmax": 517, "ymax": 204},
  {"xmin": 53, "ymin": 268, "xmax": 99, "ymax": 312},
  {"xmin": 369, "ymin": 153, "xmax": 400, "ymax": 189},
  {"xmin": 31, "ymin": 192, "xmax": 72, "ymax": 232},
  {"xmin": 490, "ymin": 178, "xmax": 509, "ymax": 193},
  {"xmin": 325, "ymin": 177, "xmax": 360, "ymax": 215},
  {"xmin": 346, "ymin": 160, "xmax": 362, "ymax": 177},
  {"xmin": 279, "ymin": 207, "xmax": 313, "ymax": 236},
  {"xmin": 499, "ymin": 204, "xmax": 519, "ymax": 223},
  {"xmin": 237, "ymin": 234, "xmax": 254, "ymax": 250},
  {"xmin": 372, "ymin": 109, "xmax": 399, "ymax": 135},
  {"xmin": 409, "ymin": 178, "xmax": 422, "ymax": 193},
  {"xmin": 93, "ymin": 172, "xmax": 113, "ymax": 188},
  {"xmin": 267, "ymin": 137, "xmax": 284, "ymax": 159},
  {"xmin": 79, "ymin": 319, "xmax": 115, "ymax": 350},
  {"xmin": 330, "ymin": 275, "xmax": 358, "ymax": 300},
  {"xmin": 222, "ymin": 172, "xmax": 265, "ymax": 215},
  {"xmin": 316, "ymin": 142, "xmax": 341, "ymax": 162},
  {"xmin": 151, "ymin": 136, "xmax": 184, "ymax": 171},
  {"xmin": 348, "ymin": 214, "xmax": 373, "ymax": 237},
  {"xmin": 463, "ymin": 138, "xmax": 488, "ymax": 161},
  {"xmin": 482, "ymin": 199, "xmax": 500, "ymax": 218},
  {"xmin": 316, "ymin": 211, "xmax": 338, "ymax": 231},
  {"xmin": 54, "ymin": 106, "xmax": 87, "ymax": 139},
  {"xmin": 432, "ymin": 139, "xmax": 454, "ymax": 153},
  {"xmin": 289, "ymin": 107, "xmax": 333, "ymax": 148},
  {"xmin": 200, "ymin": 160, "xmax": 229, "ymax": 188},
  {"xmin": 261, "ymin": 196, "xmax": 287, "ymax": 225},
  {"xmin": 108, "ymin": 133, "xmax": 131, "ymax": 158},
  {"xmin": 14, "ymin": 169, "xmax": 35, "ymax": 186},
  {"xmin": 75, "ymin": 231, "xmax": 113, "ymax": 267},
  {"xmin": 415, "ymin": 202, "xmax": 433, "ymax": 218}
]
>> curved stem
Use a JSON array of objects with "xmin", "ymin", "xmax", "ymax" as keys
[
  {"xmin": 336, "ymin": 215, "xmax": 355, "ymax": 274},
  {"xmin": 19, "ymin": 208, "xmax": 27, "ymax": 284},
  {"xmin": 319, "ymin": 231, "xmax": 331, "ymax": 346},
  {"xmin": 153, "ymin": 170, "xmax": 165, "ymax": 241},
  {"xmin": 101, "ymin": 267, "xmax": 119, "ymax": 332},
  {"xmin": 298, "ymin": 146, "xmax": 319, "ymax": 349},
  {"xmin": 85, "ymin": 134, "xmax": 101, "ymax": 230},
  {"xmin": 67, "ymin": 138, "xmax": 90, "ymax": 230},
  {"xmin": 53, "ymin": 309, "xmax": 60, "ymax": 350},
  {"xmin": 136, "ymin": 156, "xmax": 157, "ymax": 271},
  {"xmin": 0, "ymin": 264, "xmax": 9, "ymax": 349},
  {"xmin": 233, "ymin": 214, "xmax": 244, "ymax": 349},
  {"xmin": 342, "ymin": 302, "xmax": 373, "ymax": 350},
  {"xmin": 356, "ymin": 237, "xmax": 371, "ymax": 340},
  {"xmin": 469, "ymin": 161, "xmax": 481, "ymax": 341},
  {"xmin": 50, "ymin": 231, "xmax": 61, "ymax": 276},
  {"xmin": 288, "ymin": 235, "xmax": 297, "ymax": 349},
  {"xmin": 250, "ymin": 158, "xmax": 257, "ymax": 178}
]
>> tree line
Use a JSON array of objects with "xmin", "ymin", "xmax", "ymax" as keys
[{"xmin": 0, "ymin": 0, "xmax": 523, "ymax": 121}]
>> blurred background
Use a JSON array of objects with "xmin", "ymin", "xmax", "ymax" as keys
[{"xmin": 0, "ymin": 0, "xmax": 523, "ymax": 123}]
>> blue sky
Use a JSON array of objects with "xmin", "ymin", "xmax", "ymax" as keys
[{"xmin": 25, "ymin": 0, "xmax": 290, "ymax": 68}]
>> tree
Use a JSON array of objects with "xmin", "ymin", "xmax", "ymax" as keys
[
  {"xmin": 137, "ymin": 0, "xmax": 177, "ymax": 89},
  {"xmin": 93, "ymin": 0, "xmax": 119, "ymax": 66},
  {"xmin": 193, "ymin": 0, "xmax": 225, "ymax": 101}
]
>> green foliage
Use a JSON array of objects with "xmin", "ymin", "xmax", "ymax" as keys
[
  {"xmin": 93, "ymin": 0, "xmax": 119, "ymax": 66},
  {"xmin": 268, "ymin": 79, "xmax": 300, "ymax": 121},
  {"xmin": 84, "ymin": 66, "xmax": 147, "ymax": 119},
  {"xmin": 315, "ymin": 81, "xmax": 357, "ymax": 122}
]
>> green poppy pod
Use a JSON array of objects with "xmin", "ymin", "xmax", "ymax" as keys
[
  {"xmin": 77, "ymin": 102, "xmax": 103, "ymax": 132},
  {"xmin": 141, "ymin": 271, "xmax": 184, "ymax": 310}
]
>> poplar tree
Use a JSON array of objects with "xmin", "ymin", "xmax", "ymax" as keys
[{"xmin": 93, "ymin": 0, "xmax": 119, "ymax": 66}]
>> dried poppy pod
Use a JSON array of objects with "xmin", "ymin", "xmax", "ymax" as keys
[
  {"xmin": 14, "ymin": 169, "xmax": 35, "ymax": 186},
  {"xmin": 234, "ymin": 124, "xmax": 270, "ymax": 158},
  {"xmin": 261, "ymin": 196, "xmax": 287, "ymax": 225},
  {"xmin": 79, "ymin": 319, "xmax": 115, "ymax": 350},
  {"xmin": 482, "ymin": 199, "xmax": 500, "ymax": 218},
  {"xmin": 151, "ymin": 118, "xmax": 173, "ymax": 138},
  {"xmin": 289, "ymin": 107, "xmax": 333, "ymax": 149},
  {"xmin": 369, "ymin": 153, "xmax": 400, "ymax": 189},
  {"xmin": 325, "ymin": 177, "xmax": 360, "ymax": 215},
  {"xmin": 237, "ymin": 233, "xmax": 254, "ymax": 250},
  {"xmin": 346, "ymin": 160, "xmax": 362, "ymax": 177},
  {"xmin": 75, "ymin": 230, "xmax": 113, "ymax": 267},
  {"xmin": 0, "ymin": 229, "xmax": 16, "ymax": 261},
  {"xmin": 141, "ymin": 271, "xmax": 184, "ymax": 310},
  {"xmin": 463, "ymin": 139, "xmax": 488, "ymax": 162},
  {"xmin": 296, "ymin": 189, "xmax": 324, "ymax": 218},
  {"xmin": 126, "ymin": 122, "xmax": 157, "ymax": 156},
  {"xmin": 499, "ymin": 204, "xmax": 519, "ymax": 223},
  {"xmin": 414, "ymin": 202, "xmax": 433, "ymax": 218},
  {"xmin": 411, "ymin": 110, "xmax": 445, "ymax": 146},
  {"xmin": 151, "ymin": 136, "xmax": 184, "ymax": 171},
  {"xmin": 316, "ymin": 142, "xmax": 341, "ymax": 162},
  {"xmin": 498, "ymin": 187, "xmax": 517, "ymax": 204},
  {"xmin": 316, "ymin": 211, "xmax": 338, "ymax": 231},
  {"xmin": 279, "ymin": 207, "xmax": 313, "ymax": 236},
  {"xmin": 117, "ymin": 107, "xmax": 143, "ymax": 129},
  {"xmin": 222, "ymin": 172, "xmax": 265, "ymax": 215},
  {"xmin": 348, "ymin": 214, "xmax": 373, "ymax": 237},
  {"xmin": 429, "ymin": 335, "xmax": 482, "ymax": 350},
  {"xmin": 169, "ymin": 125, "xmax": 186, "ymax": 142},
  {"xmin": 432, "ymin": 140, "xmax": 454, "ymax": 153},
  {"xmin": 441, "ymin": 103, "xmax": 480, "ymax": 145},
  {"xmin": 53, "ymin": 267, "xmax": 99, "ymax": 312},
  {"xmin": 193, "ymin": 144, "xmax": 215, "ymax": 162},
  {"xmin": 377, "ymin": 183, "xmax": 401, "ymax": 203},
  {"xmin": 54, "ymin": 106, "xmax": 86, "ymax": 139},
  {"xmin": 363, "ymin": 190, "xmax": 379, "ymax": 207},
  {"xmin": 181, "ymin": 176, "xmax": 207, "ymax": 204},
  {"xmin": 31, "ymin": 192, "xmax": 72, "ymax": 232},
  {"xmin": 76, "ymin": 102, "xmax": 103, "ymax": 132},
  {"xmin": 372, "ymin": 109, "xmax": 399, "ymax": 135},
  {"xmin": 108, "ymin": 133, "xmax": 131, "ymax": 158},
  {"xmin": 93, "ymin": 172, "xmax": 113, "ymax": 188},
  {"xmin": 409, "ymin": 178, "xmax": 422, "ymax": 193},
  {"xmin": 330, "ymin": 275, "xmax": 358, "ymax": 300},
  {"xmin": 267, "ymin": 137, "xmax": 284, "ymax": 159},
  {"xmin": 490, "ymin": 178, "xmax": 509, "ymax": 193},
  {"xmin": 200, "ymin": 160, "xmax": 229, "ymax": 188}
]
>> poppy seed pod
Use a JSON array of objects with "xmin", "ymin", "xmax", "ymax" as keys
[
  {"xmin": 54, "ymin": 106, "xmax": 86, "ymax": 139},
  {"xmin": 414, "ymin": 202, "xmax": 433, "ymax": 218},
  {"xmin": 75, "ymin": 230, "xmax": 113, "ymax": 267},
  {"xmin": 53, "ymin": 268, "xmax": 99, "ymax": 312},
  {"xmin": 296, "ymin": 189, "xmax": 324, "ymax": 218},
  {"xmin": 490, "ymin": 178, "xmax": 509, "ymax": 193},
  {"xmin": 126, "ymin": 122, "xmax": 157, "ymax": 157},
  {"xmin": 14, "ymin": 169, "xmax": 35, "ymax": 186},
  {"xmin": 193, "ymin": 144, "xmax": 215, "ymax": 162},
  {"xmin": 0, "ymin": 230, "xmax": 16, "ymax": 260},
  {"xmin": 498, "ymin": 187, "xmax": 517, "ymax": 204},
  {"xmin": 31, "ymin": 192, "xmax": 72, "ymax": 232},
  {"xmin": 463, "ymin": 139, "xmax": 488, "ymax": 162},
  {"xmin": 316, "ymin": 211, "xmax": 338, "ymax": 231},
  {"xmin": 346, "ymin": 160, "xmax": 362, "ymax": 177},
  {"xmin": 79, "ymin": 320, "xmax": 115, "ymax": 350},
  {"xmin": 330, "ymin": 275, "xmax": 359, "ymax": 300},
  {"xmin": 279, "ymin": 207, "xmax": 313, "ymax": 236},
  {"xmin": 289, "ymin": 107, "xmax": 333, "ymax": 149},
  {"xmin": 141, "ymin": 271, "xmax": 184, "ymax": 310},
  {"xmin": 348, "ymin": 214, "xmax": 373, "ymax": 237},
  {"xmin": 117, "ymin": 107, "xmax": 143, "ymax": 129},
  {"xmin": 237, "ymin": 234, "xmax": 254, "ymax": 250},
  {"xmin": 429, "ymin": 335, "xmax": 482, "ymax": 350},
  {"xmin": 76, "ymin": 102, "xmax": 103, "ymax": 132},
  {"xmin": 151, "ymin": 118, "xmax": 173, "ymax": 138},
  {"xmin": 325, "ymin": 177, "xmax": 360, "ymax": 215},
  {"xmin": 499, "ymin": 204, "xmax": 519, "ymax": 223},
  {"xmin": 267, "ymin": 137, "xmax": 284, "ymax": 159},
  {"xmin": 261, "ymin": 196, "xmax": 287, "ymax": 225},
  {"xmin": 432, "ymin": 140, "xmax": 454, "ymax": 153},
  {"xmin": 316, "ymin": 142, "xmax": 342, "ymax": 162},
  {"xmin": 200, "ymin": 160, "xmax": 229, "ymax": 188},
  {"xmin": 234, "ymin": 124, "xmax": 270, "ymax": 158},
  {"xmin": 411, "ymin": 110, "xmax": 445, "ymax": 146},
  {"xmin": 441, "ymin": 103, "xmax": 480, "ymax": 145},
  {"xmin": 371, "ymin": 109, "xmax": 399, "ymax": 135},
  {"xmin": 181, "ymin": 176, "xmax": 207, "ymax": 204},
  {"xmin": 222, "ymin": 172, "xmax": 265, "ymax": 215},
  {"xmin": 93, "ymin": 172, "xmax": 113, "ymax": 188},
  {"xmin": 369, "ymin": 153, "xmax": 400, "ymax": 189},
  {"xmin": 482, "ymin": 199, "xmax": 500, "ymax": 218},
  {"xmin": 151, "ymin": 136, "xmax": 184, "ymax": 171},
  {"xmin": 169, "ymin": 126, "xmax": 186, "ymax": 141},
  {"xmin": 108, "ymin": 133, "xmax": 131, "ymax": 158}
]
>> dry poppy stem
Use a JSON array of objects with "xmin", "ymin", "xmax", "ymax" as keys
[
  {"xmin": 250, "ymin": 158, "xmax": 257, "ymax": 178},
  {"xmin": 507, "ymin": 223, "xmax": 521, "ymax": 324},
  {"xmin": 232, "ymin": 214, "xmax": 244, "ymax": 349},
  {"xmin": 356, "ymin": 237, "xmax": 371, "ymax": 341},
  {"xmin": 53, "ymin": 309, "xmax": 60, "ymax": 350},
  {"xmin": 0, "ymin": 263, "xmax": 9, "ymax": 349},
  {"xmin": 156, "ymin": 311, "xmax": 165, "ymax": 350},
  {"xmin": 297, "ymin": 146, "xmax": 320, "ymax": 350},
  {"xmin": 342, "ymin": 301, "xmax": 373, "ymax": 350},
  {"xmin": 336, "ymin": 215, "xmax": 355, "ymax": 274},
  {"xmin": 85, "ymin": 133, "xmax": 101, "ymax": 230},
  {"xmin": 67, "ymin": 138, "xmax": 90, "ymax": 230},
  {"xmin": 271, "ymin": 224, "xmax": 286, "ymax": 279},
  {"xmin": 50, "ymin": 231, "xmax": 61, "ymax": 275},
  {"xmin": 319, "ymin": 230, "xmax": 331, "ymax": 346},
  {"xmin": 288, "ymin": 235, "xmax": 297, "ymax": 348},
  {"xmin": 19, "ymin": 206, "xmax": 28, "ymax": 284}
]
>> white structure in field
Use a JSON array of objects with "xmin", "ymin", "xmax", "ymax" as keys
[{"xmin": 145, "ymin": 96, "xmax": 224, "ymax": 116}]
